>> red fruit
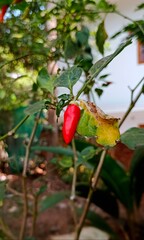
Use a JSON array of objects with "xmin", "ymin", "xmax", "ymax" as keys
[
  {"xmin": 0, "ymin": 5, "xmax": 9, "ymax": 23},
  {"xmin": 62, "ymin": 104, "xmax": 81, "ymax": 144}
]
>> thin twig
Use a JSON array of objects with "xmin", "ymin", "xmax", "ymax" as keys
[
  {"xmin": 115, "ymin": 11, "xmax": 144, "ymax": 35},
  {"xmin": 119, "ymin": 85, "xmax": 144, "ymax": 127},
  {"xmin": 23, "ymin": 111, "xmax": 41, "ymax": 177},
  {"xmin": 0, "ymin": 217, "xmax": 17, "ymax": 240},
  {"xmin": 19, "ymin": 111, "xmax": 41, "ymax": 240},
  {"xmin": 0, "ymin": 115, "xmax": 29, "ymax": 141},
  {"xmin": 30, "ymin": 195, "xmax": 38, "ymax": 237},
  {"xmin": 70, "ymin": 139, "xmax": 78, "ymax": 200},
  {"xmin": 19, "ymin": 177, "xmax": 28, "ymax": 240},
  {"xmin": 0, "ymin": 52, "xmax": 48, "ymax": 69},
  {"xmin": 69, "ymin": 200, "xmax": 78, "ymax": 226},
  {"xmin": 7, "ymin": 182, "xmax": 33, "ymax": 200},
  {"xmin": 74, "ymin": 149, "xmax": 107, "ymax": 240}
]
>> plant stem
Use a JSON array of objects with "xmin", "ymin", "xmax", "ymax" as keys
[
  {"xmin": 30, "ymin": 195, "xmax": 38, "ymax": 237},
  {"xmin": 0, "ymin": 217, "xmax": 17, "ymax": 240},
  {"xmin": 19, "ymin": 177, "xmax": 28, "ymax": 240},
  {"xmin": 0, "ymin": 115, "xmax": 29, "ymax": 141},
  {"xmin": 0, "ymin": 52, "xmax": 48, "ymax": 69},
  {"xmin": 119, "ymin": 85, "xmax": 144, "ymax": 127},
  {"xmin": 0, "ymin": 54, "xmax": 30, "ymax": 69},
  {"xmin": 70, "ymin": 139, "xmax": 78, "ymax": 200},
  {"xmin": 19, "ymin": 111, "xmax": 41, "ymax": 240},
  {"xmin": 23, "ymin": 112, "xmax": 41, "ymax": 177},
  {"xmin": 7, "ymin": 182, "xmax": 33, "ymax": 200},
  {"xmin": 115, "ymin": 11, "xmax": 144, "ymax": 35},
  {"xmin": 74, "ymin": 149, "xmax": 107, "ymax": 240},
  {"xmin": 75, "ymin": 40, "xmax": 131, "ymax": 101}
]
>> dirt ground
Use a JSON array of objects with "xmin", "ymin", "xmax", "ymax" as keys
[{"xmin": 1, "ymin": 132, "xmax": 144, "ymax": 240}]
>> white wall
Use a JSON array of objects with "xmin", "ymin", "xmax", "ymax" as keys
[
  {"xmin": 93, "ymin": 0, "xmax": 144, "ymax": 112},
  {"xmin": 58, "ymin": 1, "xmax": 144, "ymax": 132}
]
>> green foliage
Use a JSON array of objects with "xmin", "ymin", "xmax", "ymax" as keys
[
  {"xmin": 32, "ymin": 145, "xmax": 75, "ymax": 157},
  {"xmin": 37, "ymin": 68, "xmax": 55, "ymax": 94},
  {"xmin": 40, "ymin": 191, "xmax": 69, "ymax": 212},
  {"xmin": 95, "ymin": 88, "xmax": 103, "ymax": 97},
  {"xmin": 111, "ymin": 20, "xmax": 144, "ymax": 43},
  {"xmin": 136, "ymin": 3, "xmax": 144, "ymax": 10},
  {"xmin": 36, "ymin": 185, "xmax": 47, "ymax": 197},
  {"xmin": 59, "ymin": 156, "xmax": 73, "ymax": 168},
  {"xmin": 97, "ymin": 0, "xmax": 116, "ymax": 12},
  {"xmin": 76, "ymin": 184, "xmax": 119, "ymax": 217},
  {"xmin": 1, "ymin": 1, "xmax": 144, "ymax": 239},
  {"xmin": 76, "ymin": 26, "xmax": 89, "ymax": 46},
  {"xmin": 0, "ymin": 0, "xmax": 12, "ymax": 8},
  {"xmin": 130, "ymin": 147, "xmax": 144, "ymax": 205},
  {"xmin": 101, "ymin": 155, "xmax": 133, "ymax": 211},
  {"xmin": 25, "ymin": 100, "xmax": 46, "ymax": 115},
  {"xmin": 56, "ymin": 66, "xmax": 82, "ymax": 91},
  {"xmin": 64, "ymin": 36, "xmax": 78, "ymax": 59},
  {"xmin": 96, "ymin": 20, "xmax": 108, "ymax": 55},
  {"xmin": 78, "ymin": 208, "xmax": 117, "ymax": 238},
  {"xmin": 121, "ymin": 127, "xmax": 144, "ymax": 150},
  {"xmin": 89, "ymin": 39, "xmax": 132, "ymax": 79}
]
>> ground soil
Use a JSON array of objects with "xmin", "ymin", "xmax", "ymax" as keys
[{"xmin": 1, "ymin": 132, "xmax": 144, "ymax": 240}]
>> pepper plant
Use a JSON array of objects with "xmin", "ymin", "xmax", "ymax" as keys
[{"xmin": 0, "ymin": 1, "xmax": 144, "ymax": 240}]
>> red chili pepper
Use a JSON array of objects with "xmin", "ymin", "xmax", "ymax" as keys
[
  {"xmin": 0, "ymin": 1, "xmax": 23, "ymax": 23},
  {"xmin": 0, "ymin": 5, "xmax": 9, "ymax": 23},
  {"xmin": 62, "ymin": 104, "xmax": 81, "ymax": 144}
]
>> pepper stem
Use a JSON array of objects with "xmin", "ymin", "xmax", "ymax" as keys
[{"xmin": 70, "ymin": 139, "xmax": 78, "ymax": 200}]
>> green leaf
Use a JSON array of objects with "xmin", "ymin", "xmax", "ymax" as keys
[
  {"xmin": 64, "ymin": 36, "xmax": 78, "ymax": 59},
  {"xmin": 76, "ymin": 184, "xmax": 119, "ymax": 218},
  {"xmin": 0, "ymin": 181, "xmax": 6, "ymax": 207},
  {"xmin": 75, "ymin": 53, "xmax": 93, "ymax": 72},
  {"xmin": 136, "ymin": 3, "xmax": 144, "ymax": 11},
  {"xmin": 101, "ymin": 155, "xmax": 133, "ymax": 210},
  {"xmin": 0, "ymin": 0, "xmax": 12, "ymax": 8},
  {"xmin": 77, "ymin": 146, "xmax": 97, "ymax": 166},
  {"xmin": 56, "ymin": 94, "xmax": 72, "ymax": 117},
  {"xmin": 55, "ymin": 66, "xmax": 82, "ymax": 90},
  {"xmin": 96, "ymin": 21, "xmax": 108, "ymax": 55},
  {"xmin": 99, "ymin": 74, "xmax": 110, "ymax": 79},
  {"xmin": 11, "ymin": 1, "xmax": 28, "ymax": 11},
  {"xmin": 121, "ymin": 127, "xmax": 144, "ymax": 150},
  {"xmin": 9, "ymin": 157, "xmax": 23, "ymax": 174},
  {"xmin": 59, "ymin": 156, "xmax": 73, "ymax": 168},
  {"xmin": 89, "ymin": 39, "xmax": 132, "ymax": 79},
  {"xmin": 95, "ymin": 88, "xmax": 103, "ymax": 97},
  {"xmin": 77, "ymin": 208, "xmax": 117, "ymax": 238},
  {"xmin": 25, "ymin": 100, "xmax": 46, "ymax": 115},
  {"xmin": 80, "ymin": 146, "xmax": 96, "ymax": 160},
  {"xmin": 130, "ymin": 147, "xmax": 144, "ymax": 205},
  {"xmin": 40, "ymin": 191, "xmax": 69, "ymax": 212},
  {"xmin": 31, "ymin": 146, "xmax": 75, "ymax": 157},
  {"xmin": 56, "ymin": 99, "xmax": 65, "ymax": 117},
  {"xmin": 36, "ymin": 185, "xmax": 47, "ymax": 197},
  {"xmin": 37, "ymin": 68, "xmax": 55, "ymax": 94},
  {"xmin": 76, "ymin": 26, "xmax": 89, "ymax": 46},
  {"xmin": 77, "ymin": 100, "xmax": 120, "ymax": 147},
  {"xmin": 97, "ymin": 0, "xmax": 116, "ymax": 12},
  {"xmin": 86, "ymin": 210, "xmax": 118, "ymax": 238},
  {"xmin": 58, "ymin": 94, "xmax": 71, "ymax": 101}
]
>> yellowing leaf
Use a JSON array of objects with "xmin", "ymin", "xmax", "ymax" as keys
[{"xmin": 77, "ymin": 100, "xmax": 120, "ymax": 147}]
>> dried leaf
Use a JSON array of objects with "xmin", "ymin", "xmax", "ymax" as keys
[{"xmin": 77, "ymin": 100, "xmax": 120, "ymax": 147}]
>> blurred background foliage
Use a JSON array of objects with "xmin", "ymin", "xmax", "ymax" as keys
[{"xmin": 0, "ymin": 0, "xmax": 117, "ymax": 110}]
